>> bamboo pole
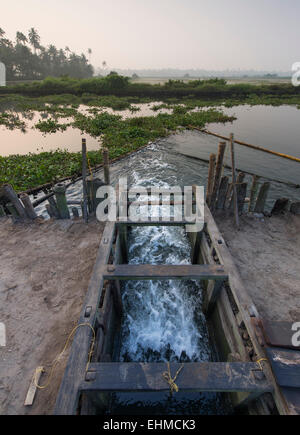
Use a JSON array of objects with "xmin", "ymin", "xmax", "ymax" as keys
[
  {"xmin": 189, "ymin": 126, "xmax": 300, "ymax": 164},
  {"xmin": 206, "ymin": 153, "xmax": 216, "ymax": 207},
  {"xmin": 230, "ymin": 134, "xmax": 239, "ymax": 228},
  {"xmin": 103, "ymin": 148, "xmax": 110, "ymax": 185},
  {"xmin": 82, "ymin": 138, "xmax": 88, "ymax": 223},
  {"xmin": 210, "ymin": 142, "xmax": 226, "ymax": 210}
]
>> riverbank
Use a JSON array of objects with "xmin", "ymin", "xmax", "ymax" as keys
[
  {"xmin": 216, "ymin": 212, "xmax": 300, "ymax": 322},
  {"xmin": 0, "ymin": 217, "xmax": 104, "ymax": 415}
]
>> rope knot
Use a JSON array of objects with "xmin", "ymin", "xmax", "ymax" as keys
[{"xmin": 162, "ymin": 362, "xmax": 184, "ymax": 395}]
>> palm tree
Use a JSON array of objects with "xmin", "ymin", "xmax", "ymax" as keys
[
  {"xmin": 28, "ymin": 28, "xmax": 40, "ymax": 54},
  {"xmin": 16, "ymin": 32, "xmax": 28, "ymax": 45},
  {"xmin": 88, "ymin": 48, "xmax": 92, "ymax": 63}
]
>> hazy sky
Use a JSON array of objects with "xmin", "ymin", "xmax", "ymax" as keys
[{"xmin": 2, "ymin": 0, "xmax": 299, "ymax": 71}]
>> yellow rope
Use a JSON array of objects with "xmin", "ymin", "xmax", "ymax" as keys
[
  {"xmin": 256, "ymin": 358, "xmax": 268, "ymax": 371},
  {"xmin": 34, "ymin": 323, "xmax": 96, "ymax": 390},
  {"xmin": 162, "ymin": 362, "xmax": 184, "ymax": 395}
]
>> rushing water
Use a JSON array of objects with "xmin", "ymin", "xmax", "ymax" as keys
[{"xmin": 103, "ymin": 144, "xmax": 229, "ymax": 415}]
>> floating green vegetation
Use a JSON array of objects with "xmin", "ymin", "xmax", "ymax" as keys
[
  {"xmin": 0, "ymin": 108, "xmax": 235, "ymax": 191},
  {"xmin": 0, "ymin": 149, "xmax": 103, "ymax": 192},
  {"xmin": 0, "ymin": 112, "xmax": 26, "ymax": 131},
  {"xmin": 34, "ymin": 118, "xmax": 71, "ymax": 134}
]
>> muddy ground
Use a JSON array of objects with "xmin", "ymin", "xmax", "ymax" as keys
[
  {"xmin": 216, "ymin": 212, "xmax": 300, "ymax": 322},
  {"xmin": 0, "ymin": 217, "xmax": 104, "ymax": 415}
]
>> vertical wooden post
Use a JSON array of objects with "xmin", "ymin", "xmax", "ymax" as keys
[
  {"xmin": 103, "ymin": 148, "xmax": 110, "ymax": 185},
  {"xmin": 210, "ymin": 142, "xmax": 226, "ymax": 210},
  {"xmin": 53, "ymin": 184, "xmax": 70, "ymax": 219},
  {"xmin": 82, "ymin": 138, "xmax": 88, "ymax": 223},
  {"xmin": 248, "ymin": 175, "xmax": 260, "ymax": 212},
  {"xmin": 237, "ymin": 182, "xmax": 248, "ymax": 215},
  {"xmin": 206, "ymin": 153, "xmax": 216, "ymax": 207},
  {"xmin": 254, "ymin": 182, "xmax": 270, "ymax": 213},
  {"xmin": 87, "ymin": 177, "xmax": 105, "ymax": 214},
  {"xmin": 20, "ymin": 193, "xmax": 38, "ymax": 220},
  {"xmin": 0, "ymin": 205, "xmax": 6, "ymax": 217},
  {"xmin": 216, "ymin": 176, "xmax": 229, "ymax": 210},
  {"xmin": 72, "ymin": 208, "xmax": 80, "ymax": 219},
  {"xmin": 48, "ymin": 196, "xmax": 60, "ymax": 219},
  {"xmin": 118, "ymin": 224, "xmax": 128, "ymax": 264},
  {"xmin": 230, "ymin": 134, "xmax": 239, "ymax": 228},
  {"xmin": 0, "ymin": 184, "xmax": 26, "ymax": 218},
  {"xmin": 6, "ymin": 202, "xmax": 19, "ymax": 218}
]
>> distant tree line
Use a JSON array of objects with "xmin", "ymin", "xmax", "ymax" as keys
[{"xmin": 0, "ymin": 27, "xmax": 94, "ymax": 81}]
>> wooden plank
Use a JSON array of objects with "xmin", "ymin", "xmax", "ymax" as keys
[
  {"xmin": 206, "ymin": 153, "xmax": 216, "ymax": 207},
  {"xmin": 248, "ymin": 175, "xmax": 260, "ymax": 212},
  {"xmin": 203, "ymin": 280, "xmax": 225, "ymax": 316},
  {"xmin": 54, "ymin": 222, "xmax": 116, "ymax": 415},
  {"xmin": 229, "ymin": 134, "xmax": 239, "ymax": 228},
  {"xmin": 271, "ymin": 198, "xmax": 289, "ymax": 216},
  {"xmin": 266, "ymin": 348, "xmax": 300, "ymax": 388},
  {"xmin": 281, "ymin": 387, "xmax": 300, "ymax": 415},
  {"xmin": 203, "ymin": 204, "xmax": 289, "ymax": 415},
  {"xmin": 24, "ymin": 367, "xmax": 44, "ymax": 406},
  {"xmin": 216, "ymin": 176, "xmax": 229, "ymax": 210},
  {"xmin": 103, "ymin": 264, "xmax": 228, "ymax": 281},
  {"xmin": 116, "ymin": 220, "xmax": 195, "ymax": 226},
  {"xmin": 237, "ymin": 182, "xmax": 248, "ymax": 214},
  {"xmin": 261, "ymin": 320, "xmax": 300, "ymax": 350},
  {"xmin": 80, "ymin": 362, "xmax": 273, "ymax": 394},
  {"xmin": 254, "ymin": 182, "xmax": 271, "ymax": 213},
  {"xmin": 210, "ymin": 142, "xmax": 226, "ymax": 209}
]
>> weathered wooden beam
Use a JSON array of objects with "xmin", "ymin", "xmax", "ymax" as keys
[
  {"xmin": 237, "ymin": 182, "xmax": 248, "ymax": 215},
  {"xmin": 203, "ymin": 280, "xmax": 225, "ymax": 316},
  {"xmin": 271, "ymin": 198, "xmax": 289, "ymax": 215},
  {"xmin": 0, "ymin": 205, "xmax": 6, "ymax": 217},
  {"xmin": 116, "ymin": 219, "xmax": 196, "ymax": 226},
  {"xmin": 54, "ymin": 222, "xmax": 116, "ymax": 415},
  {"xmin": 20, "ymin": 193, "xmax": 38, "ymax": 220},
  {"xmin": 254, "ymin": 182, "xmax": 270, "ymax": 214},
  {"xmin": 53, "ymin": 184, "xmax": 70, "ymax": 219},
  {"xmin": 248, "ymin": 175, "xmax": 260, "ymax": 212},
  {"xmin": 103, "ymin": 264, "xmax": 227, "ymax": 281},
  {"xmin": 82, "ymin": 139, "xmax": 88, "ymax": 223},
  {"xmin": 0, "ymin": 184, "xmax": 26, "ymax": 218},
  {"xmin": 204, "ymin": 204, "xmax": 289, "ymax": 415},
  {"xmin": 230, "ymin": 134, "xmax": 239, "ymax": 228},
  {"xmin": 102, "ymin": 148, "xmax": 110, "ymax": 185},
  {"xmin": 216, "ymin": 176, "xmax": 229, "ymax": 210},
  {"xmin": 206, "ymin": 153, "xmax": 216, "ymax": 207},
  {"xmin": 80, "ymin": 362, "xmax": 273, "ymax": 394},
  {"xmin": 210, "ymin": 143, "xmax": 226, "ymax": 210},
  {"xmin": 118, "ymin": 224, "xmax": 128, "ymax": 264},
  {"xmin": 290, "ymin": 202, "xmax": 300, "ymax": 215}
]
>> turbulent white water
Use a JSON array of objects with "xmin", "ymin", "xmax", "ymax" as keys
[{"xmin": 119, "ymin": 150, "xmax": 211, "ymax": 364}]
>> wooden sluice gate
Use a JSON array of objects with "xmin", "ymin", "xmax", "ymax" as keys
[
  {"xmin": 52, "ymin": 180, "xmax": 298, "ymax": 415},
  {"xmin": 1, "ymin": 137, "xmax": 299, "ymax": 415}
]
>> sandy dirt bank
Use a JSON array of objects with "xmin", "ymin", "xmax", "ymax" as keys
[
  {"xmin": 0, "ymin": 217, "xmax": 104, "ymax": 415},
  {"xmin": 216, "ymin": 212, "xmax": 300, "ymax": 323}
]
